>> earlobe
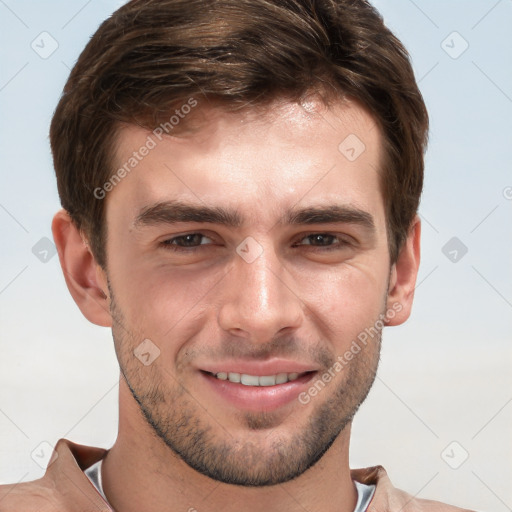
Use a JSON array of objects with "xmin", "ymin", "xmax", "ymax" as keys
[
  {"xmin": 385, "ymin": 216, "xmax": 421, "ymax": 326},
  {"xmin": 52, "ymin": 209, "xmax": 112, "ymax": 327}
]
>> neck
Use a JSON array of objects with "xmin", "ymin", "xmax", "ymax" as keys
[{"xmin": 101, "ymin": 379, "xmax": 358, "ymax": 512}]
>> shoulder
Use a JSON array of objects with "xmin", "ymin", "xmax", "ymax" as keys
[
  {"xmin": 0, "ymin": 438, "xmax": 110, "ymax": 512},
  {"xmin": 0, "ymin": 478, "xmax": 62, "ymax": 512},
  {"xmin": 351, "ymin": 465, "xmax": 478, "ymax": 512}
]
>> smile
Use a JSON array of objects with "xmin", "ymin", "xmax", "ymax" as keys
[{"xmin": 208, "ymin": 371, "xmax": 304, "ymax": 386}]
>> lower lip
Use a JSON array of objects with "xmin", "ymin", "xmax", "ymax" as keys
[{"xmin": 200, "ymin": 371, "xmax": 317, "ymax": 412}]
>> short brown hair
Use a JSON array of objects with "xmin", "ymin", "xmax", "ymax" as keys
[{"xmin": 50, "ymin": 0, "xmax": 428, "ymax": 268}]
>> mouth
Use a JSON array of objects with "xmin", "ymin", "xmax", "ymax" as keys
[
  {"xmin": 203, "ymin": 370, "xmax": 312, "ymax": 386},
  {"xmin": 199, "ymin": 370, "xmax": 318, "ymax": 412}
]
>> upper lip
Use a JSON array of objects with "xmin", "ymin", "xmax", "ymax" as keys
[{"xmin": 199, "ymin": 358, "xmax": 319, "ymax": 376}]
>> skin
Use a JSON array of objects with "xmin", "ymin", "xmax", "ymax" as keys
[{"xmin": 52, "ymin": 97, "xmax": 420, "ymax": 512}]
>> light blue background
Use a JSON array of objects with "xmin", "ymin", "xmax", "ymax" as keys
[{"xmin": 1, "ymin": 1, "xmax": 511, "ymax": 510}]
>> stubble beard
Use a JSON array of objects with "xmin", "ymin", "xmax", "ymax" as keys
[{"xmin": 109, "ymin": 283, "xmax": 383, "ymax": 487}]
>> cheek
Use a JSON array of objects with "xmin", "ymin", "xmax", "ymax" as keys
[
  {"xmin": 296, "ymin": 263, "xmax": 387, "ymax": 346},
  {"xmin": 110, "ymin": 259, "xmax": 226, "ymax": 344}
]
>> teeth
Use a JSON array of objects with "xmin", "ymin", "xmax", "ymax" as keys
[
  {"xmin": 214, "ymin": 371, "xmax": 303, "ymax": 386},
  {"xmin": 228, "ymin": 372, "xmax": 241, "ymax": 383},
  {"xmin": 241, "ymin": 374, "xmax": 259, "ymax": 386},
  {"xmin": 259, "ymin": 375, "xmax": 276, "ymax": 386},
  {"xmin": 275, "ymin": 373, "xmax": 288, "ymax": 384}
]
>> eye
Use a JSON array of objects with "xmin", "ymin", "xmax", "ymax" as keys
[
  {"xmin": 161, "ymin": 233, "xmax": 214, "ymax": 250},
  {"xmin": 295, "ymin": 233, "xmax": 352, "ymax": 250}
]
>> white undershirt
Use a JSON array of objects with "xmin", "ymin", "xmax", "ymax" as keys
[
  {"xmin": 84, "ymin": 458, "xmax": 108, "ymax": 503},
  {"xmin": 85, "ymin": 459, "xmax": 376, "ymax": 511}
]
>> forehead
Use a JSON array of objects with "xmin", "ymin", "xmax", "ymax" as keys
[{"xmin": 108, "ymin": 98, "xmax": 385, "ymax": 230}]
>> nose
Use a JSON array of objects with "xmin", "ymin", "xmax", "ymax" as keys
[{"xmin": 217, "ymin": 240, "xmax": 304, "ymax": 342}]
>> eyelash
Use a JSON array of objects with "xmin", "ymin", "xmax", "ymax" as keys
[{"xmin": 160, "ymin": 232, "xmax": 352, "ymax": 252}]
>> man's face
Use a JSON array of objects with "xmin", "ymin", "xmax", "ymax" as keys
[{"xmin": 103, "ymin": 98, "xmax": 392, "ymax": 486}]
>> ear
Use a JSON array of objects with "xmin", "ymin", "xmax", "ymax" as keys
[
  {"xmin": 51, "ymin": 209, "xmax": 112, "ymax": 327},
  {"xmin": 385, "ymin": 215, "xmax": 421, "ymax": 326}
]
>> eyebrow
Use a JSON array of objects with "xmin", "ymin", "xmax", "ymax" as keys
[
  {"xmin": 133, "ymin": 200, "xmax": 375, "ymax": 233},
  {"xmin": 134, "ymin": 200, "xmax": 243, "ymax": 228},
  {"xmin": 283, "ymin": 206, "xmax": 375, "ymax": 231}
]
